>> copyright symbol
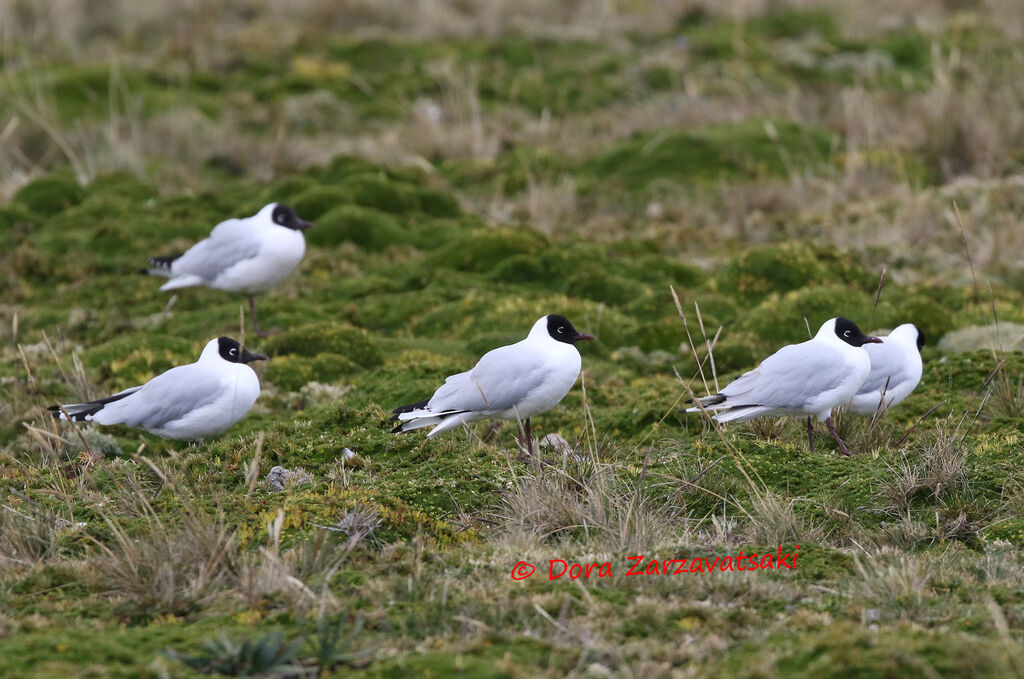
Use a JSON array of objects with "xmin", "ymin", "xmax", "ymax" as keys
[{"xmin": 511, "ymin": 561, "xmax": 535, "ymax": 580}]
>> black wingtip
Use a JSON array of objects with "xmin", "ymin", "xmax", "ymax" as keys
[
  {"xmin": 47, "ymin": 405, "xmax": 61, "ymax": 419},
  {"xmin": 391, "ymin": 399, "xmax": 429, "ymax": 420},
  {"xmin": 148, "ymin": 254, "xmax": 182, "ymax": 269}
]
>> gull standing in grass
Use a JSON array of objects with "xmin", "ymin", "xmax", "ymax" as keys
[
  {"xmin": 145, "ymin": 203, "xmax": 313, "ymax": 335},
  {"xmin": 848, "ymin": 323, "xmax": 925, "ymax": 415},
  {"xmin": 49, "ymin": 337, "xmax": 267, "ymax": 442},
  {"xmin": 683, "ymin": 317, "xmax": 882, "ymax": 456},
  {"xmin": 391, "ymin": 315, "xmax": 594, "ymax": 458}
]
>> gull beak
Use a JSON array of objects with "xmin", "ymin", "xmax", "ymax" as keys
[
  {"xmin": 241, "ymin": 348, "xmax": 269, "ymax": 363},
  {"xmin": 295, "ymin": 218, "xmax": 314, "ymax": 231},
  {"xmin": 575, "ymin": 333, "xmax": 595, "ymax": 342},
  {"xmin": 865, "ymin": 337, "xmax": 883, "ymax": 344}
]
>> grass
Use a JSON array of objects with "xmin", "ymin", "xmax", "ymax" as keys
[{"xmin": 1, "ymin": 0, "xmax": 1024, "ymax": 677}]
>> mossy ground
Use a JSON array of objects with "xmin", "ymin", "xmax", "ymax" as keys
[{"xmin": 2, "ymin": 2, "xmax": 1024, "ymax": 678}]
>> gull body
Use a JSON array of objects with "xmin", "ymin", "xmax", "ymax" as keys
[
  {"xmin": 391, "ymin": 315, "xmax": 593, "ymax": 454},
  {"xmin": 146, "ymin": 203, "xmax": 313, "ymax": 333},
  {"xmin": 848, "ymin": 323, "xmax": 925, "ymax": 415},
  {"xmin": 49, "ymin": 337, "xmax": 267, "ymax": 441},
  {"xmin": 684, "ymin": 317, "xmax": 881, "ymax": 455}
]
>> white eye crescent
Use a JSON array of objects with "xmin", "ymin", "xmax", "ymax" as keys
[
  {"xmin": 230, "ymin": 348, "xmax": 237, "ymax": 355},
  {"xmin": 558, "ymin": 326, "xmax": 566, "ymax": 333},
  {"xmin": 844, "ymin": 330, "xmax": 851, "ymax": 337}
]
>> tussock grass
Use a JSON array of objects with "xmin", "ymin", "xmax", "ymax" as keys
[
  {"xmin": 0, "ymin": 501, "xmax": 60, "ymax": 573},
  {"xmin": 89, "ymin": 491, "xmax": 238, "ymax": 619},
  {"xmin": 496, "ymin": 441, "xmax": 684, "ymax": 553}
]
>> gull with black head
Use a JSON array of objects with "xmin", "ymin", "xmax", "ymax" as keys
[
  {"xmin": 145, "ymin": 203, "xmax": 314, "ymax": 335},
  {"xmin": 848, "ymin": 323, "xmax": 925, "ymax": 415},
  {"xmin": 391, "ymin": 315, "xmax": 594, "ymax": 459},
  {"xmin": 48, "ymin": 337, "xmax": 267, "ymax": 442},
  {"xmin": 683, "ymin": 317, "xmax": 882, "ymax": 456}
]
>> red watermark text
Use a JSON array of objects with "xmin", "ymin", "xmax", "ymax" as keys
[{"xmin": 511, "ymin": 546, "xmax": 799, "ymax": 581}]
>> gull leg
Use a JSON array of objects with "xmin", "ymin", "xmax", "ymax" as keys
[
  {"xmin": 516, "ymin": 417, "xmax": 534, "ymax": 464},
  {"xmin": 248, "ymin": 295, "xmax": 265, "ymax": 337},
  {"xmin": 806, "ymin": 417, "xmax": 814, "ymax": 453},
  {"xmin": 825, "ymin": 415, "xmax": 852, "ymax": 457}
]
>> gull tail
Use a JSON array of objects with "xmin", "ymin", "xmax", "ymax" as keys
[
  {"xmin": 143, "ymin": 253, "xmax": 182, "ymax": 278},
  {"xmin": 680, "ymin": 394, "xmax": 727, "ymax": 414},
  {"xmin": 48, "ymin": 387, "xmax": 140, "ymax": 422},
  {"xmin": 680, "ymin": 394, "xmax": 773, "ymax": 424},
  {"xmin": 390, "ymin": 400, "xmax": 470, "ymax": 435}
]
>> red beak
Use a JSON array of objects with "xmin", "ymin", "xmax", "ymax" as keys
[{"xmin": 575, "ymin": 333, "xmax": 595, "ymax": 342}]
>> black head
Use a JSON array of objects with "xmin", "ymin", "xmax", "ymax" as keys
[
  {"xmin": 217, "ymin": 336, "xmax": 269, "ymax": 364},
  {"xmin": 915, "ymin": 325, "xmax": 926, "ymax": 351},
  {"xmin": 834, "ymin": 318, "xmax": 882, "ymax": 347},
  {"xmin": 271, "ymin": 203, "xmax": 314, "ymax": 231},
  {"xmin": 546, "ymin": 315, "xmax": 595, "ymax": 344}
]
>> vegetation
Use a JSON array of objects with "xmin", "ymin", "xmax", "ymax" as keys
[{"xmin": 1, "ymin": 1, "xmax": 1023, "ymax": 677}]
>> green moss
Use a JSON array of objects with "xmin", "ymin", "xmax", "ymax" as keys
[
  {"xmin": 982, "ymin": 518, "xmax": 1024, "ymax": 546},
  {"xmin": 708, "ymin": 330, "xmax": 771, "ymax": 373},
  {"xmin": 740, "ymin": 285, "xmax": 893, "ymax": 346},
  {"xmin": 79, "ymin": 335, "xmax": 197, "ymax": 387},
  {"xmin": 289, "ymin": 185, "xmax": 356, "ymax": 220},
  {"xmin": 308, "ymin": 204, "xmax": 405, "ymax": 251},
  {"xmin": 425, "ymin": 227, "xmax": 548, "ymax": 273},
  {"xmin": 715, "ymin": 242, "xmax": 873, "ymax": 300},
  {"xmin": 336, "ymin": 174, "xmax": 418, "ymax": 215},
  {"xmin": 264, "ymin": 352, "xmax": 358, "ymax": 390},
  {"xmin": 319, "ymin": 154, "xmax": 387, "ymax": 183},
  {"xmin": 11, "ymin": 172, "xmax": 84, "ymax": 217},
  {"xmin": 709, "ymin": 622, "xmax": 1020, "ymax": 678},
  {"xmin": 264, "ymin": 322, "xmax": 383, "ymax": 369},
  {"xmin": 580, "ymin": 119, "xmax": 835, "ymax": 192}
]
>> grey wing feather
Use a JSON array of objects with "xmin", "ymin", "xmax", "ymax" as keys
[
  {"xmin": 721, "ymin": 343, "xmax": 847, "ymax": 408},
  {"xmin": 428, "ymin": 343, "xmax": 546, "ymax": 413},
  {"xmin": 857, "ymin": 344, "xmax": 907, "ymax": 395},
  {"xmin": 172, "ymin": 219, "xmax": 261, "ymax": 281},
  {"xmin": 99, "ymin": 365, "xmax": 222, "ymax": 429}
]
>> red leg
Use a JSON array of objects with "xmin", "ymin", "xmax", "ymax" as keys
[{"xmin": 825, "ymin": 415, "xmax": 852, "ymax": 457}]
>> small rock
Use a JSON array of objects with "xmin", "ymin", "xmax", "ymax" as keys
[
  {"xmin": 539, "ymin": 433, "xmax": 573, "ymax": 455},
  {"xmin": 265, "ymin": 465, "xmax": 314, "ymax": 492},
  {"xmin": 937, "ymin": 322, "xmax": 1024, "ymax": 353}
]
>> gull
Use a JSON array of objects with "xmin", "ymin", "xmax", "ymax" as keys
[
  {"xmin": 683, "ymin": 317, "xmax": 882, "ymax": 456},
  {"xmin": 49, "ymin": 337, "xmax": 267, "ymax": 442},
  {"xmin": 848, "ymin": 323, "xmax": 925, "ymax": 415},
  {"xmin": 391, "ymin": 315, "xmax": 594, "ymax": 458},
  {"xmin": 145, "ymin": 203, "xmax": 313, "ymax": 335}
]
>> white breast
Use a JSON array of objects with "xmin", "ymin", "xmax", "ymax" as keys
[
  {"xmin": 152, "ymin": 366, "xmax": 261, "ymax": 439},
  {"xmin": 805, "ymin": 347, "xmax": 871, "ymax": 419},
  {"xmin": 508, "ymin": 343, "xmax": 582, "ymax": 419},
  {"xmin": 213, "ymin": 228, "xmax": 306, "ymax": 294}
]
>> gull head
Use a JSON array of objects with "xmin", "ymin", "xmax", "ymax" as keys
[
  {"xmin": 828, "ymin": 317, "xmax": 882, "ymax": 347},
  {"xmin": 261, "ymin": 202, "xmax": 314, "ymax": 231},
  {"xmin": 208, "ymin": 336, "xmax": 269, "ymax": 364},
  {"xmin": 543, "ymin": 314, "xmax": 594, "ymax": 344}
]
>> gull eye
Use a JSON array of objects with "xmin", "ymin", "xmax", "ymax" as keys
[
  {"xmin": 230, "ymin": 348, "xmax": 237, "ymax": 355},
  {"xmin": 558, "ymin": 326, "xmax": 565, "ymax": 333},
  {"xmin": 844, "ymin": 330, "xmax": 851, "ymax": 337}
]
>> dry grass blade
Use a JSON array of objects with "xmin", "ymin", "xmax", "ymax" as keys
[{"xmin": 0, "ymin": 502, "xmax": 60, "ymax": 573}]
